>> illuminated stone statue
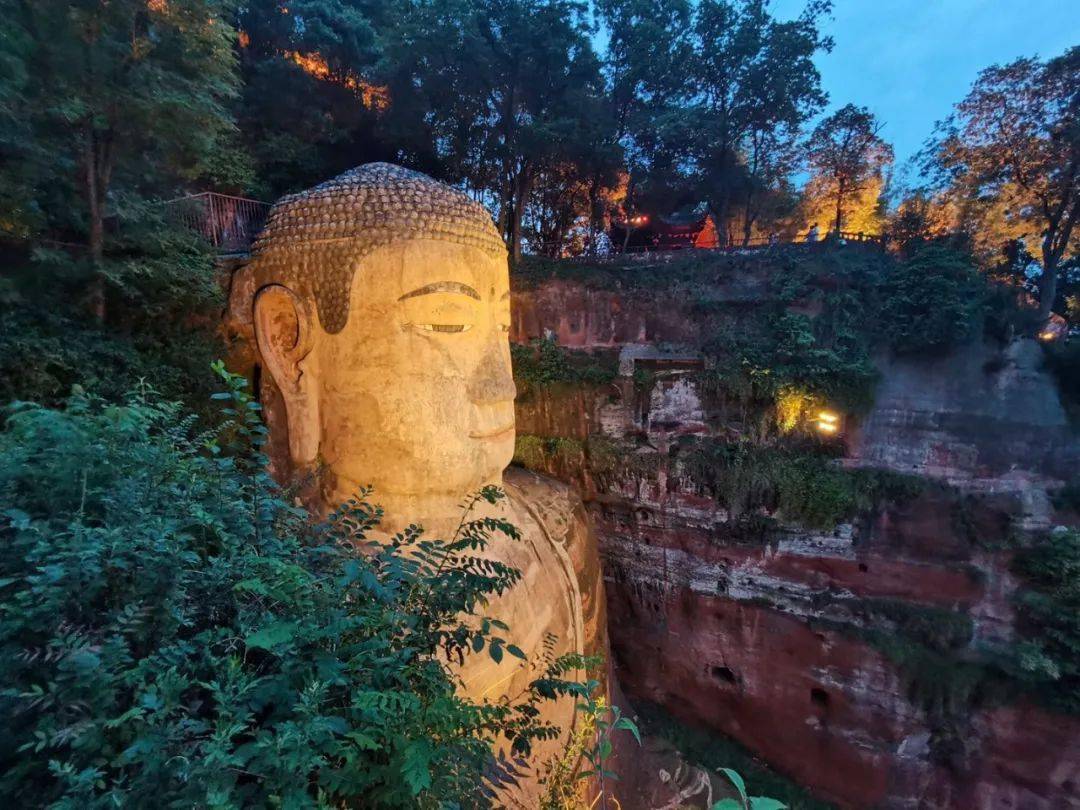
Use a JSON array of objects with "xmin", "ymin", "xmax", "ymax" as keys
[{"xmin": 228, "ymin": 163, "xmax": 605, "ymax": 801}]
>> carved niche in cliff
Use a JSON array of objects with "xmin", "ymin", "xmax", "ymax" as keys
[{"xmin": 227, "ymin": 163, "xmax": 606, "ymax": 803}]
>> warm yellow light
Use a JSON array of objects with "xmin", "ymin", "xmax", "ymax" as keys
[
  {"xmin": 818, "ymin": 410, "xmax": 839, "ymax": 423},
  {"xmin": 816, "ymin": 421, "xmax": 839, "ymax": 434},
  {"xmin": 284, "ymin": 50, "xmax": 390, "ymax": 111},
  {"xmin": 1038, "ymin": 331, "xmax": 1056, "ymax": 342}
]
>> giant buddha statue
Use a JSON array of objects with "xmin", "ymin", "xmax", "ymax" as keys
[{"xmin": 227, "ymin": 163, "xmax": 606, "ymax": 803}]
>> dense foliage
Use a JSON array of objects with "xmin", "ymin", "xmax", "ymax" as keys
[
  {"xmin": 0, "ymin": 214, "xmax": 223, "ymax": 412},
  {"xmin": 511, "ymin": 339, "xmax": 619, "ymax": 395},
  {"xmin": 679, "ymin": 438, "xmax": 923, "ymax": 531},
  {"xmin": 0, "ymin": 372, "xmax": 588, "ymax": 807},
  {"xmin": 1, "ymin": 0, "xmax": 244, "ymax": 265},
  {"xmin": 1012, "ymin": 529, "xmax": 1080, "ymax": 712},
  {"xmin": 876, "ymin": 245, "xmax": 986, "ymax": 354}
]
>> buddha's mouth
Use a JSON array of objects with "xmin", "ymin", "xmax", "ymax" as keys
[{"xmin": 469, "ymin": 423, "xmax": 515, "ymax": 440}]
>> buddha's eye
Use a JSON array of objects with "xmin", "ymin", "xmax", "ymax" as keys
[{"xmin": 417, "ymin": 323, "xmax": 472, "ymax": 333}]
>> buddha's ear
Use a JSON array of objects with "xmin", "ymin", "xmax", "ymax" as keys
[{"xmin": 253, "ymin": 285, "xmax": 319, "ymax": 464}]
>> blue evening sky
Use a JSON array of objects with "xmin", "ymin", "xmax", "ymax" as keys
[{"xmin": 771, "ymin": 0, "xmax": 1079, "ymax": 176}]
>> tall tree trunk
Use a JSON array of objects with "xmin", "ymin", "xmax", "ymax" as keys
[
  {"xmin": 496, "ymin": 173, "xmax": 513, "ymax": 242},
  {"xmin": 742, "ymin": 190, "xmax": 755, "ymax": 246},
  {"xmin": 710, "ymin": 193, "xmax": 730, "ymax": 248},
  {"xmin": 1040, "ymin": 236, "xmax": 1059, "ymax": 321},
  {"xmin": 509, "ymin": 166, "xmax": 534, "ymax": 264},
  {"xmin": 587, "ymin": 174, "xmax": 602, "ymax": 256},
  {"xmin": 833, "ymin": 177, "xmax": 845, "ymax": 236}
]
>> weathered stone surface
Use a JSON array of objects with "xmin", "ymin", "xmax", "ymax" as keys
[
  {"xmin": 850, "ymin": 338, "xmax": 1078, "ymax": 485},
  {"xmin": 510, "ymin": 275, "xmax": 1080, "ymax": 809}
]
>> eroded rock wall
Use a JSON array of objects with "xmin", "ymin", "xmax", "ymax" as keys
[{"xmin": 511, "ymin": 276, "xmax": 1080, "ymax": 809}]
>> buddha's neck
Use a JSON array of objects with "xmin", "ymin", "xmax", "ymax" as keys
[{"xmin": 321, "ymin": 473, "xmax": 503, "ymax": 539}]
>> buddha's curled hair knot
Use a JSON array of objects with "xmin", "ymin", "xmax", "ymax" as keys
[{"xmin": 244, "ymin": 163, "xmax": 506, "ymax": 333}]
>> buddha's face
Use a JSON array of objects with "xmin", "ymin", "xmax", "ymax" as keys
[{"xmin": 254, "ymin": 239, "xmax": 516, "ymax": 505}]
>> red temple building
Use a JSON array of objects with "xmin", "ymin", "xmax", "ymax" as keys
[{"xmin": 609, "ymin": 208, "xmax": 720, "ymax": 252}]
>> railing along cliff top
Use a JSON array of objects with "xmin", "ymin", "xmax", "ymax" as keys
[
  {"xmin": 165, "ymin": 192, "xmax": 271, "ymax": 255},
  {"xmin": 526, "ymin": 230, "xmax": 887, "ymax": 261}
]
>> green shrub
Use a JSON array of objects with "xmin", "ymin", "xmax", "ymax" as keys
[
  {"xmin": 1012, "ymin": 529, "xmax": 1080, "ymax": 712},
  {"xmin": 700, "ymin": 304, "xmax": 878, "ymax": 419},
  {"xmin": 0, "ymin": 302, "xmax": 219, "ymax": 412},
  {"xmin": 854, "ymin": 599, "xmax": 973, "ymax": 653},
  {"xmin": 633, "ymin": 701, "xmax": 835, "ymax": 810},
  {"xmin": 0, "ymin": 371, "xmax": 586, "ymax": 807},
  {"xmin": 0, "ymin": 220, "xmax": 223, "ymax": 415},
  {"xmin": 511, "ymin": 338, "xmax": 617, "ymax": 395},
  {"xmin": 682, "ymin": 440, "xmax": 922, "ymax": 531},
  {"xmin": 1051, "ymin": 477, "xmax": 1080, "ymax": 513},
  {"xmin": 877, "ymin": 246, "xmax": 986, "ymax": 354}
]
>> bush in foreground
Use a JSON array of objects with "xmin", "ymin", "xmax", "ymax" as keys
[{"xmin": 0, "ymin": 370, "xmax": 585, "ymax": 808}]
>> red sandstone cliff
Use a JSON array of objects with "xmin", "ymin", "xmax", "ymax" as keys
[{"xmin": 511, "ymin": 274, "xmax": 1080, "ymax": 809}]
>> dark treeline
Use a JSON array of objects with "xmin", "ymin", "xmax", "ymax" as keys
[
  {"xmin": 0, "ymin": 0, "xmax": 1076, "ymax": 326},
  {"xmin": 1, "ymin": 0, "xmax": 853, "ymax": 266}
]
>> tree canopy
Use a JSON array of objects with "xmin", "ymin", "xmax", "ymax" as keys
[
  {"xmin": 923, "ymin": 47, "xmax": 1080, "ymax": 318},
  {"xmin": 804, "ymin": 104, "xmax": 892, "ymax": 237}
]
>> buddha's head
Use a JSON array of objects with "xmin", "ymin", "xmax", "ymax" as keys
[{"xmin": 231, "ymin": 164, "xmax": 515, "ymax": 515}]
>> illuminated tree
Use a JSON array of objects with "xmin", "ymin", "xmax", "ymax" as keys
[
  {"xmin": 929, "ymin": 47, "xmax": 1080, "ymax": 319},
  {"xmin": 801, "ymin": 172, "xmax": 887, "ymax": 238},
  {"xmin": 804, "ymin": 104, "xmax": 892, "ymax": 236}
]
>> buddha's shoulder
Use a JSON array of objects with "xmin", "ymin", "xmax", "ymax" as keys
[{"xmin": 502, "ymin": 466, "xmax": 590, "ymax": 549}]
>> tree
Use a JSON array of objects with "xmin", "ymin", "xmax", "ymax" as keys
[
  {"xmin": 929, "ymin": 47, "xmax": 1080, "ymax": 319},
  {"xmin": 737, "ymin": 126, "xmax": 800, "ymax": 244},
  {"xmin": 235, "ymin": 0, "xmax": 405, "ymax": 197},
  {"xmin": 676, "ymin": 0, "xmax": 831, "ymax": 234},
  {"xmin": 1, "ymin": 0, "xmax": 243, "ymax": 317},
  {"xmin": 400, "ymin": 0, "xmax": 607, "ymax": 262},
  {"xmin": 594, "ymin": 0, "xmax": 690, "ymax": 239},
  {"xmin": 804, "ymin": 103, "xmax": 893, "ymax": 236}
]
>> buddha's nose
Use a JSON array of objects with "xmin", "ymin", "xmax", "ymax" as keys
[{"xmin": 468, "ymin": 332, "xmax": 517, "ymax": 404}]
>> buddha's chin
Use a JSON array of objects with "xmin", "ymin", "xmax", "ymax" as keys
[{"xmin": 477, "ymin": 435, "xmax": 515, "ymax": 479}]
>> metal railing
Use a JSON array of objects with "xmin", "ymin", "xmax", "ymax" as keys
[
  {"xmin": 526, "ymin": 230, "xmax": 887, "ymax": 261},
  {"xmin": 165, "ymin": 192, "xmax": 271, "ymax": 254}
]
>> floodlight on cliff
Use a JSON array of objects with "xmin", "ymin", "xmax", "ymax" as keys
[{"xmin": 815, "ymin": 410, "xmax": 840, "ymax": 434}]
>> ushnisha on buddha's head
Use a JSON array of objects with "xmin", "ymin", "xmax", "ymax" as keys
[{"xmin": 232, "ymin": 163, "xmax": 516, "ymax": 522}]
